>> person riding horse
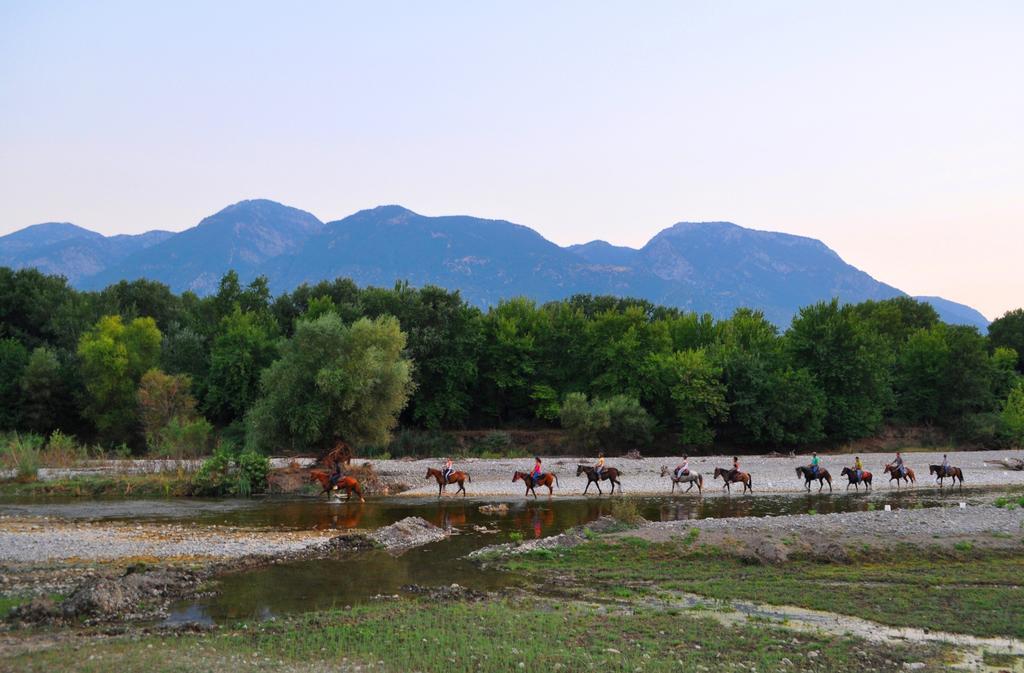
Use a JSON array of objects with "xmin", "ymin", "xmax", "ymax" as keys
[
  {"xmin": 809, "ymin": 452, "xmax": 820, "ymax": 478},
  {"xmin": 530, "ymin": 456, "xmax": 543, "ymax": 486},
  {"xmin": 728, "ymin": 456, "xmax": 740, "ymax": 482},
  {"xmin": 674, "ymin": 456, "xmax": 690, "ymax": 479},
  {"xmin": 594, "ymin": 453, "xmax": 605, "ymax": 479},
  {"xmin": 941, "ymin": 453, "xmax": 950, "ymax": 478},
  {"xmin": 892, "ymin": 451, "xmax": 906, "ymax": 479},
  {"xmin": 442, "ymin": 457, "xmax": 454, "ymax": 484},
  {"xmin": 853, "ymin": 455, "xmax": 864, "ymax": 482},
  {"xmin": 328, "ymin": 460, "xmax": 344, "ymax": 489}
]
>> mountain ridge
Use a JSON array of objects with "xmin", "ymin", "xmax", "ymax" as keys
[{"xmin": 1, "ymin": 200, "xmax": 990, "ymax": 328}]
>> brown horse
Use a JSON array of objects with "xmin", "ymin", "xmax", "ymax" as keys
[
  {"xmin": 660, "ymin": 466, "xmax": 703, "ymax": 494},
  {"xmin": 512, "ymin": 470, "xmax": 559, "ymax": 498},
  {"xmin": 840, "ymin": 466, "xmax": 872, "ymax": 490},
  {"xmin": 883, "ymin": 463, "xmax": 916, "ymax": 488},
  {"xmin": 309, "ymin": 470, "xmax": 364, "ymax": 502},
  {"xmin": 425, "ymin": 467, "xmax": 471, "ymax": 497},
  {"xmin": 929, "ymin": 464, "xmax": 964, "ymax": 489},
  {"xmin": 795, "ymin": 466, "xmax": 832, "ymax": 493},
  {"xmin": 576, "ymin": 464, "xmax": 622, "ymax": 495},
  {"xmin": 713, "ymin": 467, "xmax": 752, "ymax": 494}
]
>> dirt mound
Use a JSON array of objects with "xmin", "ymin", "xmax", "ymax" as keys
[{"xmin": 368, "ymin": 516, "xmax": 448, "ymax": 552}]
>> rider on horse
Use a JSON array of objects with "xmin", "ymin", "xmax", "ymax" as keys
[
  {"xmin": 809, "ymin": 452, "xmax": 820, "ymax": 478},
  {"xmin": 531, "ymin": 456, "xmax": 543, "ymax": 486},
  {"xmin": 328, "ymin": 459, "xmax": 344, "ymax": 489},
  {"xmin": 674, "ymin": 456, "xmax": 690, "ymax": 479},
  {"xmin": 854, "ymin": 456, "xmax": 863, "ymax": 481},
  {"xmin": 941, "ymin": 453, "xmax": 951, "ymax": 477},
  {"xmin": 728, "ymin": 456, "xmax": 740, "ymax": 482},
  {"xmin": 892, "ymin": 451, "xmax": 906, "ymax": 478},
  {"xmin": 442, "ymin": 457, "xmax": 454, "ymax": 483},
  {"xmin": 594, "ymin": 453, "xmax": 605, "ymax": 479}
]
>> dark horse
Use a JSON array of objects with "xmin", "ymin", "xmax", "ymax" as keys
[
  {"xmin": 840, "ymin": 466, "xmax": 873, "ymax": 490},
  {"xmin": 576, "ymin": 464, "xmax": 622, "ymax": 495},
  {"xmin": 795, "ymin": 466, "xmax": 832, "ymax": 493},
  {"xmin": 929, "ymin": 464, "xmax": 964, "ymax": 489},
  {"xmin": 425, "ymin": 467, "xmax": 472, "ymax": 497},
  {"xmin": 883, "ymin": 463, "xmax": 916, "ymax": 488},
  {"xmin": 309, "ymin": 470, "xmax": 364, "ymax": 502},
  {"xmin": 713, "ymin": 467, "xmax": 752, "ymax": 494},
  {"xmin": 660, "ymin": 466, "xmax": 703, "ymax": 494},
  {"xmin": 512, "ymin": 470, "xmax": 560, "ymax": 498}
]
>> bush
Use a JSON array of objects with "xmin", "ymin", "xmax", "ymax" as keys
[
  {"xmin": 192, "ymin": 443, "xmax": 269, "ymax": 496},
  {"xmin": 151, "ymin": 416, "xmax": 213, "ymax": 459},
  {"xmin": 2, "ymin": 433, "xmax": 43, "ymax": 481},
  {"xmin": 560, "ymin": 393, "xmax": 654, "ymax": 452},
  {"xmin": 609, "ymin": 498, "xmax": 643, "ymax": 525},
  {"xmin": 41, "ymin": 431, "xmax": 89, "ymax": 468}
]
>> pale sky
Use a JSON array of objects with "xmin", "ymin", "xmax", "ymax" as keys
[{"xmin": 1, "ymin": 1, "xmax": 1021, "ymax": 319}]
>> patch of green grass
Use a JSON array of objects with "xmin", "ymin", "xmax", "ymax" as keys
[
  {"xmin": 982, "ymin": 651, "xmax": 1022, "ymax": 668},
  {"xmin": 0, "ymin": 472, "xmax": 194, "ymax": 497},
  {"xmin": 4, "ymin": 598, "xmax": 950, "ymax": 673},
  {"xmin": 505, "ymin": 540, "xmax": 1024, "ymax": 639},
  {"xmin": 953, "ymin": 541, "xmax": 974, "ymax": 552},
  {"xmin": 681, "ymin": 527, "xmax": 700, "ymax": 547}
]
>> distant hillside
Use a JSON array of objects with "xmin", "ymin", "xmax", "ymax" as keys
[
  {"xmin": 0, "ymin": 222, "xmax": 172, "ymax": 283},
  {"xmin": 83, "ymin": 199, "xmax": 324, "ymax": 294},
  {"xmin": 0, "ymin": 200, "xmax": 990, "ymax": 329}
]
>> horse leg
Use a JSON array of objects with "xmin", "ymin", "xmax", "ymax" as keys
[
  {"xmin": 596, "ymin": 481, "xmax": 603, "ymax": 496},
  {"xmin": 583, "ymin": 480, "xmax": 591, "ymax": 495}
]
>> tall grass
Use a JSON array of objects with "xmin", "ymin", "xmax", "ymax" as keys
[{"xmin": 1, "ymin": 433, "xmax": 44, "ymax": 481}]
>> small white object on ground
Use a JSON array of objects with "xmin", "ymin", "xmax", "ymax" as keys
[{"xmin": 884, "ymin": 505, "xmax": 891, "ymax": 511}]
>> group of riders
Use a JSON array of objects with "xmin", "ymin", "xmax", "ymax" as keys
[{"xmin": 323, "ymin": 449, "xmax": 961, "ymax": 493}]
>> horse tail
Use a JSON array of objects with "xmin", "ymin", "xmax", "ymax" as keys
[
  {"xmin": 553, "ymin": 473, "xmax": 560, "ymax": 488},
  {"xmin": 467, "ymin": 472, "xmax": 472, "ymax": 483},
  {"xmin": 697, "ymin": 474, "xmax": 704, "ymax": 488}
]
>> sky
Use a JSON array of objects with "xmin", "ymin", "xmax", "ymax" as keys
[{"xmin": 1, "ymin": 1, "xmax": 1021, "ymax": 320}]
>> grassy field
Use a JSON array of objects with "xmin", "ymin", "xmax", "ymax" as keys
[
  {"xmin": 4, "ymin": 597, "xmax": 951, "ymax": 673},
  {"xmin": 0, "ymin": 472, "xmax": 194, "ymax": 497},
  {"xmin": 503, "ymin": 536, "xmax": 1024, "ymax": 639}
]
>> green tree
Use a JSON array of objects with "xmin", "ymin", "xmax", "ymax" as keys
[
  {"xmin": 989, "ymin": 308, "xmax": 1024, "ymax": 373},
  {"xmin": 246, "ymin": 314, "xmax": 414, "ymax": 455},
  {"xmin": 786, "ymin": 300, "xmax": 893, "ymax": 440},
  {"xmin": 1000, "ymin": 383, "xmax": 1024, "ymax": 447},
  {"xmin": 19, "ymin": 347, "xmax": 71, "ymax": 435},
  {"xmin": 204, "ymin": 308, "xmax": 278, "ymax": 425},
  {"xmin": 560, "ymin": 393, "xmax": 654, "ymax": 452},
  {"xmin": 137, "ymin": 368, "xmax": 199, "ymax": 448},
  {"xmin": 0, "ymin": 338, "xmax": 29, "ymax": 429},
  {"xmin": 77, "ymin": 315, "xmax": 162, "ymax": 446},
  {"xmin": 641, "ymin": 349, "xmax": 727, "ymax": 446}
]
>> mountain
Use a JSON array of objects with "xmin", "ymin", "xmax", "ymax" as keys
[
  {"xmin": 83, "ymin": 199, "xmax": 324, "ymax": 294},
  {"xmin": 264, "ymin": 206, "xmax": 655, "ymax": 305},
  {"xmin": 0, "ymin": 222, "xmax": 173, "ymax": 283},
  {"xmin": 0, "ymin": 200, "xmax": 990, "ymax": 329}
]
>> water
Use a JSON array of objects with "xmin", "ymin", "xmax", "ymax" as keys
[{"xmin": 1, "ymin": 487, "xmax": 1003, "ymax": 624}]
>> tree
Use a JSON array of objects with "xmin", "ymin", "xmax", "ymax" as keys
[
  {"xmin": 1000, "ymin": 383, "xmax": 1024, "ymax": 447},
  {"xmin": 989, "ymin": 308, "xmax": 1024, "ymax": 373},
  {"xmin": 894, "ymin": 326, "xmax": 950, "ymax": 424},
  {"xmin": 246, "ymin": 314, "xmax": 414, "ymax": 454},
  {"xmin": 77, "ymin": 315, "xmax": 162, "ymax": 446},
  {"xmin": 137, "ymin": 369, "xmax": 198, "ymax": 446},
  {"xmin": 0, "ymin": 338, "xmax": 29, "ymax": 429},
  {"xmin": 19, "ymin": 347, "xmax": 69, "ymax": 435},
  {"xmin": 786, "ymin": 300, "xmax": 892, "ymax": 440},
  {"xmin": 559, "ymin": 393, "xmax": 654, "ymax": 451},
  {"xmin": 641, "ymin": 349, "xmax": 727, "ymax": 446},
  {"xmin": 204, "ymin": 308, "xmax": 278, "ymax": 425}
]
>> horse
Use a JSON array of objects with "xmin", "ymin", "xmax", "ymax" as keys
[
  {"xmin": 659, "ymin": 466, "xmax": 703, "ymax": 494},
  {"xmin": 309, "ymin": 470, "xmax": 364, "ymax": 502},
  {"xmin": 883, "ymin": 463, "xmax": 916, "ymax": 488},
  {"xmin": 795, "ymin": 465, "xmax": 832, "ymax": 493},
  {"xmin": 840, "ymin": 466, "xmax": 872, "ymax": 490},
  {"xmin": 929, "ymin": 464, "xmax": 964, "ymax": 489},
  {"xmin": 713, "ymin": 467, "xmax": 752, "ymax": 494},
  {"xmin": 425, "ymin": 467, "xmax": 471, "ymax": 497},
  {"xmin": 576, "ymin": 464, "xmax": 623, "ymax": 495},
  {"xmin": 512, "ymin": 470, "xmax": 560, "ymax": 498}
]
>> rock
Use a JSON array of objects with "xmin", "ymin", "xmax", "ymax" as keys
[
  {"xmin": 478, "ymin": 504, "xmax": 509, "ymax": 515},
  {"xmin": 746, "ymin": 540, "xmax": 788, "ymax": 565},
  {"xmin": 903, "ymin": 663, "xmax": 926, "ymax": 670},
  {"xmin": 368, "ymin": 517, "xmax": 449, "ymax": 552}
]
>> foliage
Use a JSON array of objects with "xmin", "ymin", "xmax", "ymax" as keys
[
  {"xmin": 0, "ymin": 338, "xmax": 29, "ymax": 429},
  {"xmin": 137, "ymin": 369, "xmax": 198, "ymax": 446},
  {"xmin": 77, "ymin": 315, "xmax": 162, "ymax": 447},
  {"xmin": 19, "ymin": 346, "xmax": 71, "ymax": 435},
  {"xmin": 246, "ymin": 314, "xmax": 414, "ymax": 454},
  {"xmin": 193, "ymin": 443, "xmax": 269, "ymax": 496},
  {"xmin": 1000, "ymin": 383, "xmax": 1024, "ymax": 447},
  {"xmin": 560, "ymin": 393, "xmax": 654, "ymax": 451},
  {"xmin": 203, "ymin": 308, "xmax": 278, "ymax": 425},
  {"xmin": 641, "ymin": 349, "xmax": 727, "ymax": 446},
  {"xmin": 150, "ymin": 416, "xmax": 213, "ymax": 459},
  {"xmin": 989, "ymin": 308, "xmax": 1024, "ymax": 373},
  {"xmin": 1, "ymin": 432, "xmax": 44, "ymax": 481}
]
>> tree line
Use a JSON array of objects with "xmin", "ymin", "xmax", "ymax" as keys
[{"xmin": 1, "ymin": 266, "xmax": 1022, "ymax": 456}]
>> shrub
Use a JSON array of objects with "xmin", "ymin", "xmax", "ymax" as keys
[
  {"xmin": 151, "ymin": 416, "xmax": 212, "ymax": 459},
  {"xmin": 609, "ymin": 498, "xmax": 643, "ymax": 525},
  {"xmin": 2, "ymin": 433, "xmax": 43, "ymax": 481},
  {"xmin": 41, "ymin": 431, "xmax": 89, "ymax": 468},
  {"xmin": 560, "ymin": 393, "xmax": 654, "ymax": 452},
  {"xmin": 192, "ymin": 443, "xmax": 269, "ymax": 496}
]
